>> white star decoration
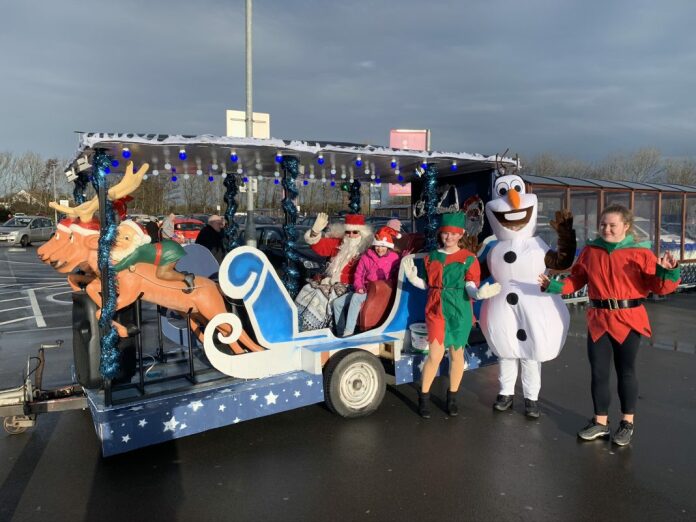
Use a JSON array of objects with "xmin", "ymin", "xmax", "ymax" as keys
[
  {"xmin": 306, "ymin": 380, "xmax": 314, "ymax": 387},
  {"xmin": 294, "ymin": 391, "xmax": 301, "ymax": 398},
  {"xmin": 219, "ymin": 404, "xmax": 226, "ymax": 412},
  {"xmin": 417, "ymin": 360, "xmax": 425, "ymax": 372},
  {"xmin": 250, "ymin": 394, "xmax": 258, "ymax": 401},
  {"xmin": 265, "ymin": 391, "xmax": 278, "ymax": 405},
  {"xmin": 163, "ymin": 416, "xmax": 180, "ymax": 432},
  {"xmin": 233, "ymin": 417, "xmax": 241, "ymax": 424},
  {"xmin": 407, "ymin": 359, "xmax": 413, "ymax": 366},
  {"xmin": 180, "ymin": 423, "xmax": 187, "ymax": 430},
  {"xmin": 122, "ymin": 434, "xmax": 131, "ymax": 443},
  {"xmin": 138, "ymin": 419, "xmax": 148, "ymax": 428},
  {"xmin": 188, "ymin": 400, "xmax": 204, "ymax": 412}
]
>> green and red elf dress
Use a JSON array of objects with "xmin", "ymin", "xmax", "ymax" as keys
[
  {"xmin": 546, "ymin": 235, "xmax": 681, "ymax": 342},
  {"xmin": 422, "ymin": 248, "xmax": 481, "ymax": 349}
]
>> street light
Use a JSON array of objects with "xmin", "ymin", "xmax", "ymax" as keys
[{"xmin": 244, "ymin": 0, "xmax": 257, "ymax": 248}]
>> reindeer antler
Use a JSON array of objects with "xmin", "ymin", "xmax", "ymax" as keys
[{"xmin": 48, "ymin": 161, "xmax": 150, "ymax": 222}]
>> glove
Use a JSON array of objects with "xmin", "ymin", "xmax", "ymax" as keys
[
  {"xmin": 312, "ymin": 212, "xmax": 329, "ymax": 234},
  {"xmin": 466, "ymin": 281, "xmax": 501, "ymax": 300},
  {"xmin": 403, "ymin": 256, "xmax": 427, "ymax": 290},
  {"xmin": 550, "ymin": 209, "xmax": 573, "ymax": 232}
]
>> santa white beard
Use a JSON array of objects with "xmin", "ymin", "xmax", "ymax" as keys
[{"xmin": 326, "ymin": 235, "xmax": 370, "ymax": 284}]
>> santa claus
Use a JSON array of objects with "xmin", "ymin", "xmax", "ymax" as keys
[{"xmin": 295, "ymin": 213, "xmax": 372, "ymax": 331}]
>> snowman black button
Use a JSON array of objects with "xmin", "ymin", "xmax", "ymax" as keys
[
  {"xmin": 506, "ymin": 293, "xmax": 519, "ymax": 305},
  {"xmin": 504, "ymin": 251, "xmax": 517, "ymax": 263},
  {"xmin": 517, "ymin": 329, "xmax": 527, "ymax": 341}
]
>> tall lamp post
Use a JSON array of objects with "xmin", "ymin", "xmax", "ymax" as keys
[{"xmin": 244, "ymin": 0, "xmax": 257, "ymax": 247}]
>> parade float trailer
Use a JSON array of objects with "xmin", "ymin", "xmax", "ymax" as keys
[{"xmin": 1, "ymin": 134, "xmax": 516, "ymax": 456}]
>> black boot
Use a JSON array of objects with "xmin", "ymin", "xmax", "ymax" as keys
[
  {"xmin": 418, "ymin": 391, "xmax": 431, "ymax": 419},
  {"xmin": 447, "ymin": 390, "xmax": 459, "ymax": 416},
  {"xmin": 182, "ymin": 272, "xmax": 195, "ymax": 294},
  {"xmin": 524, "ymin": 399, "xmax": 540, "ymax": 419}
]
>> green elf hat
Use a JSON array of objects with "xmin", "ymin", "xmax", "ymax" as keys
[{"xmin": 439, "ymin": 212, "xmax": 466, "ymax": 234}]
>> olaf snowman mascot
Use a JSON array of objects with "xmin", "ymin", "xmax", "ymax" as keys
[{"xmin": 480, "ymin": 171, "xmax": 576, "ymax": 418}]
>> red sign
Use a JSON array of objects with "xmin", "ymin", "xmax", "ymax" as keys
[{"xmin": 389, "ymin": 129, "xmax": 430, "ymax": 151}]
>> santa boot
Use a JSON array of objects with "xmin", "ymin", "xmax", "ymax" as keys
[
  {"xmin": 418, "ymin": 391, "xmax": 431, "ymax": 419},
  {"xmin": 182, "ymin": 272, "xmax": 195, "ymax": 294},
  {"xmin": 447, "ymin": 390, "xmax": 459, "ymax": 416}
]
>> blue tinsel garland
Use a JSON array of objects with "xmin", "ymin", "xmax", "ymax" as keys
[
  {"xmin": 91, "ymin": 150, "xmax": 120, "ymax": 379},
  {"xmin": 281, "ymin": 156, "xmax": 301, "ymax": 297},
  {"xmin": 423, "ymin": 164, "xmax": 439, "ymax": 252},
  {"xmin": 349, "ymin": 180, "xmax": 361, "ymax": 214},
  {"xmin": 73, "ymin": 173, "xmax": 89, "ymax": 204},
  {"xmin": 223, "ymin": 174, "xmax": 240, "ymax": 251}
]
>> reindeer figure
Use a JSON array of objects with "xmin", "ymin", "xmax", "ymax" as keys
[{"xmin": 43, "ymin": 162, "xmax": 264, "ymax": 354}]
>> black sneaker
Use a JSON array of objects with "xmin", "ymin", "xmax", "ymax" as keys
[
  {"xmin": 524, "ymin": 399, "xmax": 540, "ymax": 419},
  {"xmin": 613, "ymin": 420, "xmax": 634, "ymax": 446},
  {"xmin": 493, "ymin": 394, "xmax": 513, "ymax": 412},
  {"xmin": 577, "ymin": 419, "xmax": 610, "ymax": 441},
  {"xmin": 446, "ymin": 390, "xmax": 458, "ymax": 417}
]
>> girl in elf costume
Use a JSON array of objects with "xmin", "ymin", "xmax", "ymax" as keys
[
  {"xmin": 541, "ymin": 204, "xmax": 680, "ymax": 446},
  {"xmin": 403, "ymin": 212, "xmax": 501, "ymax": 418}
]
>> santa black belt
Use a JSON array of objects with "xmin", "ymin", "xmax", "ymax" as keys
[{"xmin": 590, "ymin": 298, "xmax": 643, "ymax": 310}]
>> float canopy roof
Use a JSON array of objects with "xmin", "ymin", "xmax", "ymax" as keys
[{"xmin": 69, "ymin": 132, "xmax": 517, "ymax": 183}]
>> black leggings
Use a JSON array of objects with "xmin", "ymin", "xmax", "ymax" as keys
[{"xmin": 587, "ymin": 331, "xmax": 641, "ymax": 415}]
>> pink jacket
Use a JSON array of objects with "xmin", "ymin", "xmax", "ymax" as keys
[{"xmin": 352, "ymin": 249, "xmax": 401, "ymax": 292}]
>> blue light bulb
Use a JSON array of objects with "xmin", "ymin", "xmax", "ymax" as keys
[
  {"xmin": 171, "ymin": 167, "xmax": 176, "ymax": 173},
  {"xmin": 111, "ymin": 159, "xmax": 119, "ymax": 167},
  {"xmin": 104, "ymin": 166, "xmax": 110, "ymax": 174},
  {"xmin": 275, "ymin": 152, "xmax": 283, "ymax": 163},
  {"xmin": 421, "ymin": 161, "xmax": 428, "ymax": 169},
  {"xmin": 171, "ymin": 176, "xmax": 177, "ymax": 182},
  {"xmin": 231, "ymin": 152, "xmax": 238, "ymax": 162},
  {"xmin": 375, "ymin": 178, "xmax": 381, "ymax": 184},
  {"xmin": 303, "ymin": 180, "xmax": 309, "ymax": 186},
  {"xmin": 397, "ymin": 175, "xmax": 404, "ymax": 182},
  {"xmin": 274, "ymin": 179, "xmax": 280, "ymax": 185},
  {"xmin": 122, "ymin": 148, "xmax": 131, "ymax": 159},
  {"xmin": 355, "ymin": 158, "xmax": 363, "ymax": 167},
  {"xmin": 450, "ymin": 162, "xmax": 458, "ymax": 172},
  {"xmin": 243, "ymin": 176, "xmax": 249, "ymax": 183},
  {"xmin": 317, "ymin": 155, "xmax": 325, "ymax": 165},
  {"xmin": 208, "ymin": 176, "xmax": 214, "ymax": 182},
  {"xmin": 390, "ymin": 160, "xmax": 397, "ymax": 169},
  {"xmin": 330, "ymin": 181, "xmax": 336, "ymax": 187},
  {"xmin": 178, "ymin": 150, "xmax": 187, "ymax": 160}
]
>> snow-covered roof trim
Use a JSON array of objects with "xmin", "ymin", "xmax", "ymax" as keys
[{"xmin": 69, "ymin": 132, "xmax": 518, "ymax": 183}]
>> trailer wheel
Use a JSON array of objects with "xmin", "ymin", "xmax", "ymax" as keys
[
  {"xmin": 324, "ymin": 350, "xmax": 385, "ymax": 418},
  {"xmin": 3, "ymin": 416, "xmax": 28, "ymax": 435}
]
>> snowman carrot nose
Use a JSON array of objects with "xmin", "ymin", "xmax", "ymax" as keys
[{"xmin": 507, "ymin": 188, "xmax": 521, "ymax": 209}]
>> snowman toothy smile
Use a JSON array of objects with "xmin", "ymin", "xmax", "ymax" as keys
[{"xmin": 491, "ymin": 206, "xmax": 534, "ymax": 229}]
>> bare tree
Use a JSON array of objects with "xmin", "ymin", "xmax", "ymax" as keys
[{"xmin": 664, "ymin": 158, "xmax": 696, "ymax": 186}]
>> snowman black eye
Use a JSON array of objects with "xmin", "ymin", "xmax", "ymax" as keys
[
  {"xmin": 513, "ymin": 185, "xmax": 522, "ymax": 192},
  {"xmin": 498, "ymin": 187, "xmax": 508, "ymax": 196}
]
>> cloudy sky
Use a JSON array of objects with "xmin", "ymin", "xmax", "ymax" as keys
[{"xmin": 2, "ymin": 0, "xmax": 696, "ymax": 162}]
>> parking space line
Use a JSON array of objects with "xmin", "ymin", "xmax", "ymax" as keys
[
  {"xmin": 0, "ymin": 305, "xmax": 32, "ymax": 313},
  {"xmin": 0, "ymin": 316, "xmax": 36, "ymax": 326},
  {"xmin": 26, "ymin": 288, "xmax": 46, "ymax": 327},
  {"xmin": 0, "ymin": 297, "xmax": 28, "ymax": 303}
]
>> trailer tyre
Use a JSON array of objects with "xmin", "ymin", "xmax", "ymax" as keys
[
  {"xmin": 324, "ymin": 350, "xmax": 386, "ymax": 418},
  {"xmin": 3, "ymin": 416, "xmax": 28, "ymax": 435}
]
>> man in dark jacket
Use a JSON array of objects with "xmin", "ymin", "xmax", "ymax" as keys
[{"xmin": 195, "ymin": 214, "xmax": 225, "ymax": 262}]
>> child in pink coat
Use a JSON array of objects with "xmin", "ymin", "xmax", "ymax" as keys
[{"xmin": 336, "ymin": 220, "xmax": 402, "ymax": 337}]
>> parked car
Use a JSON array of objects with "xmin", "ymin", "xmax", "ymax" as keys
[
  {"xmin": 0, "ymin": 216, "xmax": 55, "ymax": 247},
  {"xmin": 238, "ymin": 224, "xmax": 326, "ymax": 281},
  {"xmin": 172, "ymin": 218, "xmax": 205, "ymax": 244}
]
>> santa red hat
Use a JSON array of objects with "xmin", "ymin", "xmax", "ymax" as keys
[
  {"xmin": 373, "ymin": 220, "xmax": 402, "ymax": 249},
  {"xmin": 344, "ymin": 213, "xmax": 367, "ymax": 232},
  {"xmin": 120, "ymin": 219, "xmax": 151, "ymax": 245}
]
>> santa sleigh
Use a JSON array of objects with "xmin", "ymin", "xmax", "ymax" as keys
[{"xmin": 1, "ymin": 133, "xmax": 513, "ymax": 456}]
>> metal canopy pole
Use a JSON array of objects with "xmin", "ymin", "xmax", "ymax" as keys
[{"xmin": 244, "ymin": 0, "xmax": 257, "ymax": 247}]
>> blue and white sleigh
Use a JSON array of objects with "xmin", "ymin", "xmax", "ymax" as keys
[{"xmin": 202, "ymin": 247, "xmax": 496, "ymax": 382}]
